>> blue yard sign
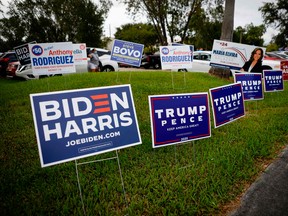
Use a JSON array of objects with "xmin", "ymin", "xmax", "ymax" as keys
[
  {"xmin": 30, "ymin": 84, "xmax": 142, "ymax": 167},
  {"xmin": 149, "ymin": 93, "xmax": 211, "ymax": 148},
  {"xmin": 263, "ymin": 70, "xmax": 284, "ymax": 92},
  {"xmin": 111, "ymin": 39, "xmax": 144, "ymax": 67},
  {"xmin": 234, "ymin": 72, "xmax": 264, "ymax": 101},
  {"xmin": 209, "ymin": 83, "xmax": 245, "ymax": 128}
]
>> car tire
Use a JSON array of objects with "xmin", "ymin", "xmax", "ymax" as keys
[
  {"xmin": 178, "ymin": 69, "xmax": 187, "ymax": 72},
  {"xmin": 153, "ymin": 63, "xmax": 161, "ymax": 69},
  {"xmin": 101, "ymin": 65, "xmax": 115, "ymax": 72}
]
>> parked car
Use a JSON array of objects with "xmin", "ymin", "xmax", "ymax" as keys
[
  {"xmin": 6, "ymin": 61, "xmax": 20, "ymax": 78},
  {"xmin": 140, "ymin": 52, "xmax": 161, "ymax": 69},
  {"xmin": 0, "ymin": 51, "xmax": 18, "ymax": 77},
  {"xmin": 175, "ymin": 51, "xmax": 211, "ymax": 72},
  {"xmin": 16, "ymin": 53, "xmax": 119, "ymax": 80},
  {"xmin": 264, "ymin": 52, "xmax": 288, "ymax": 60}
]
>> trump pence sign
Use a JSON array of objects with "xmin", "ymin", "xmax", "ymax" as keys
[
  {"xmin": 149, "ymin": 93, "xmax": 211, "ymax": 148},
  {"xmin": 30, "ymin": 84, "xmax": 142, "ymax": 167},
  {"xmin": 209, "ymin": 83, "xmax": 245, "ymax": 128}
]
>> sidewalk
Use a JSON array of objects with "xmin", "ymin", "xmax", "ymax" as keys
[{"xmin": 229, "ymin": 145, "xmax": 288, "ymax": 216}]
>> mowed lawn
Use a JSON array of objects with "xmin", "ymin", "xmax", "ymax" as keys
[{"xmin": 1, "ymin": 71, "xmax": 287, "ymax": 215}]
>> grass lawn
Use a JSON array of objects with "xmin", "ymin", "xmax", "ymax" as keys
[{"xmin": 1, "ymin": 71, "xmax": 287, "ymax": 215}]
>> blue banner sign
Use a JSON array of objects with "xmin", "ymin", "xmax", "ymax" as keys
[
  {"xmin": 234, "ymin": 72, "xmax": 263, "ymax": 101},
  {"xmin": 209, "ymin": 83, "xmax": 245, "ymax": 128},
  {"xmin": 263, "ymin": 70, "xmax": 284, "ymax": 92},
  {"xmin": 30, "ymin": 84, "xmax": 142, "ymax": 167},
  {"xmin": 111, "ymin": 39, "xmax": 144, "ymax": 67},
  {"xmin": 149, "ymin": 93, "xmax": 211, "ymax": 148}
]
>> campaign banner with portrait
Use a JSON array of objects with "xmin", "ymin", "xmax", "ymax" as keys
[
  {"xmin": 30, "ymin": 84, "xmax": 142, "ymax": 167},
  {"xmin": 14, "ymin": 41, "xmax": 36, "ymax": 65},
  {"xmin": 210, "ymin": 40, "xmax": 266, "ymax": 70},
  {"xmin": 281, "ymin": 60, "xmax": 288, "ymax": 81},
  {"xmin": 160, "ymin": 45, "xmax": 193, "ymax": 70},
  {"xmin": 263, "ymin": 70, "xmax": 284, "ymax": 92},
  {"xmin": 72, "ymin": 43, "xmax": 87, "ymax": 65},
  {"xmin": 111, "ymin": 39, "xmax": 144, "ymax": 67},
  {"xmin": 209, "ymin": 83, "xmax": 245, "ymax": 128},
  {"xmin": 234, "ymin": 72, "xmax": 264, "ymax": 101},
  {"xmin": 149, "ymin": 93, "xmax": 211, "ymax": 148},
  {"xmin": 29, "ymin": 42, "xmax": 75, "ymax": 75}
]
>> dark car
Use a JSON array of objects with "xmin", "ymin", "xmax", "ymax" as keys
[
  {"xmin": 0, "ymin": 51, "xmax": 18, "ymax": 77},
  {"xmin": 141, "ymin": 52, "xmax": 161, "ymax": 69}
]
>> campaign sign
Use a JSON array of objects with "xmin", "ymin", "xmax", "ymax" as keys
[
  {"xmin": 234, "ymin": 72, "xmax": 263, "ymax": 101},
  {"xmin": 149, "ymin": 93, "xmax": 211, "ymax": 148},
  {"xmin": 14, "ymin": 41, "xmax": 36, "ymax": 65},
  {"xmin": 210, "ymin": 40, "xmax": 266, "ymax": 70},
  {"xmin": 111, "ymin": 39, "xmax": 144, "ymax": 67},
  {"xmin": 160, "ymin": 45, "xmax": 193, "ymax": 70},
  {"xmin": 72, "ymin": 43, "xmax": 87, "ymax": 65},
  {"xmin": 263, "ymin": 70, "xmax": 284, "ymax": 92},
  {"xmin": 29, "ymin": 42, "xmax": 75, "ymax": 75},
  {"xmin": 281, "ymin": 60, "xmax": 288, "ymax": 81},
  {"xmin": 209, "ymin": 83, "xmax": 245, "ymax": 128},
  {"xmin": 30, "ymin": 84, "xmax": 142, "ymax": 167}
]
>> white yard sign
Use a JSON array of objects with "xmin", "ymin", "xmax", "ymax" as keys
[
  {"xmin": 160, "ymin": 45, "xmax": 193, "ymax": 70},
  {"xmin": 29, "ymin": 42, "xmax": 76, "ymax": 75}
]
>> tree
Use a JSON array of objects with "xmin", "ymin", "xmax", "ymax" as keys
[
  {"xmin": 187, "ymin": 3, "xmax": 223, "ymax": 50},
  {"xmin": 114, "ymin": 23, "xmax": 158, "ymax": 53},
  {"xmin": 0, "ymin": 0, "xmax": 110, "ymax": 51},
  {"xmin": 259, "ymin": 0, "xmax": 288, "ymax": 47},
  {"xmin": 209, "ymin": 0, "xmax": 235, "ymax": 78},
  {"xmin": 220, "ymin": 0, "xmax": 235, "ymax": 41},
  {"xmin": 122, "ymin": 0, "xmax": 207, "ymax": 45},
  {"xmin": 233, "ymin": 24, "xmax": 266, "ymax": 46}
]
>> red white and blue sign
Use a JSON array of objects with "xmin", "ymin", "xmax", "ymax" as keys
[
  {"xmin": 111, "ymin": 39, "xmax": 144, "ymax": 67},
  {"xmin": 209, "ymin": 83, "xmax": 245, "ymax": 128},
  {"xmin": 263, "ymin": 70, "xmax": 284, "ymax": 92},
  {"xmin": 30, "ymin": 84, "xmax": 142, "ymax": 167},
  {"xmin": 149, "ymin": 93, "xmax": 211, "ymax": 148},
  {"xmin": 234, "ymin": 72, "xmax": 263, "ymax": 101}
]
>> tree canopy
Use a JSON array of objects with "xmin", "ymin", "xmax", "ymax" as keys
[
  {"xmin": 259, "ymin": 0, "xmax": 288, "ymax": 47},
  {"xmin": 0, "ymin": 0, "xmax": 111, "ymax": 51}
]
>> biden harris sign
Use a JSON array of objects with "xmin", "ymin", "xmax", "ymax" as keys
[
  {"xmin": 149, "ymin": 93, "xmax": 211, "ymax": 148},
  {"xmin": 30, "ymin": 85, "xmax": 142, "ymax": 167}
]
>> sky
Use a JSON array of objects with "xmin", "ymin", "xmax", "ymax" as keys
[
  {"xmin": 2, "ymin": 0, "xmax": 279, "ymax": 45},
  {"xmin": 103, "ymin": 0, "xmax": 279, "ymax": 45}
]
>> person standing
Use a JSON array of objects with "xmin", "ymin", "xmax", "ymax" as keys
[
  {"xmin": 240, "ymin": 47, "xmax": 264, "ymax": 73},
  {"xmin": 88, "ymin": 48, "xmax": 100, "ymax": 72}
]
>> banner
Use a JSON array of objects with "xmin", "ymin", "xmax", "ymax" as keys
[
  {"xmin": 210, "ymin": 40, "xmax": 265, "ymax": 70},
  {"xmin": 72, "ymin": 43, "xmax": 87, "ymax": 65},
  {"xmin": 29, "ymin": 42, "xmax": 75, "ymax": 75},
  {"xmin": 149, "ymin": 93, "xmax": 211, "ymax": 148},
  {"xmin": 234, "ymin": 72, "xmax": 264, "ymax": 101},
  {"xmin": 281, "ymin": 60, "xmax": 288, "ymax": 81},
  {"xmin": 160, "ymin": 45, "xmax": 193, "ymax": 70},
  {"xmin": 111, "ymin": 39, "xmax": 144, "ymax": 67},
  {"xmin": 30, "ymin": 84, "xmax": 142, "ymax": 167},
  {"xmin": 14, "ymin": 41, "xmax": 36, "ymax": 65},
  {"xmin": 209, "ymin": 83, "xmax": 245, "ymax": 128},
  {"xmin": 263, "ymin": 70, "xmax": 284, "ymax": 92}
]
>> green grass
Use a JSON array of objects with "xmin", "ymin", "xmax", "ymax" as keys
[{"xmin": 1, "ymin": 71, "xmax": 288, "ymax": 215}]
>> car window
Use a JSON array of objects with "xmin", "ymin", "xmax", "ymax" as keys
[{"xmin": 97, "ymin": 50, "xmax": 111, "ymax": 57}]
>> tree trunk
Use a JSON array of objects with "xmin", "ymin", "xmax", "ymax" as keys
[
  {"xmin": 220, "ymin": 0, "xmax": 235, "ymax": 41},
  {"xmin": 210, "ymin": 0, "xmax": 235, "ymax": 79}
]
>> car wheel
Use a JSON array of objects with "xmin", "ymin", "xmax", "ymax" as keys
[
  {"xmin": 153, "ymin": 63, "xmax": 161, "ymax": 69},
  {"xmin": 101, "ymin": 65, "xmax": 115, "ymax": 72},
  {"xmin": 178, "ymin": 69, "xmax": 187, "ymax": 72}
]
